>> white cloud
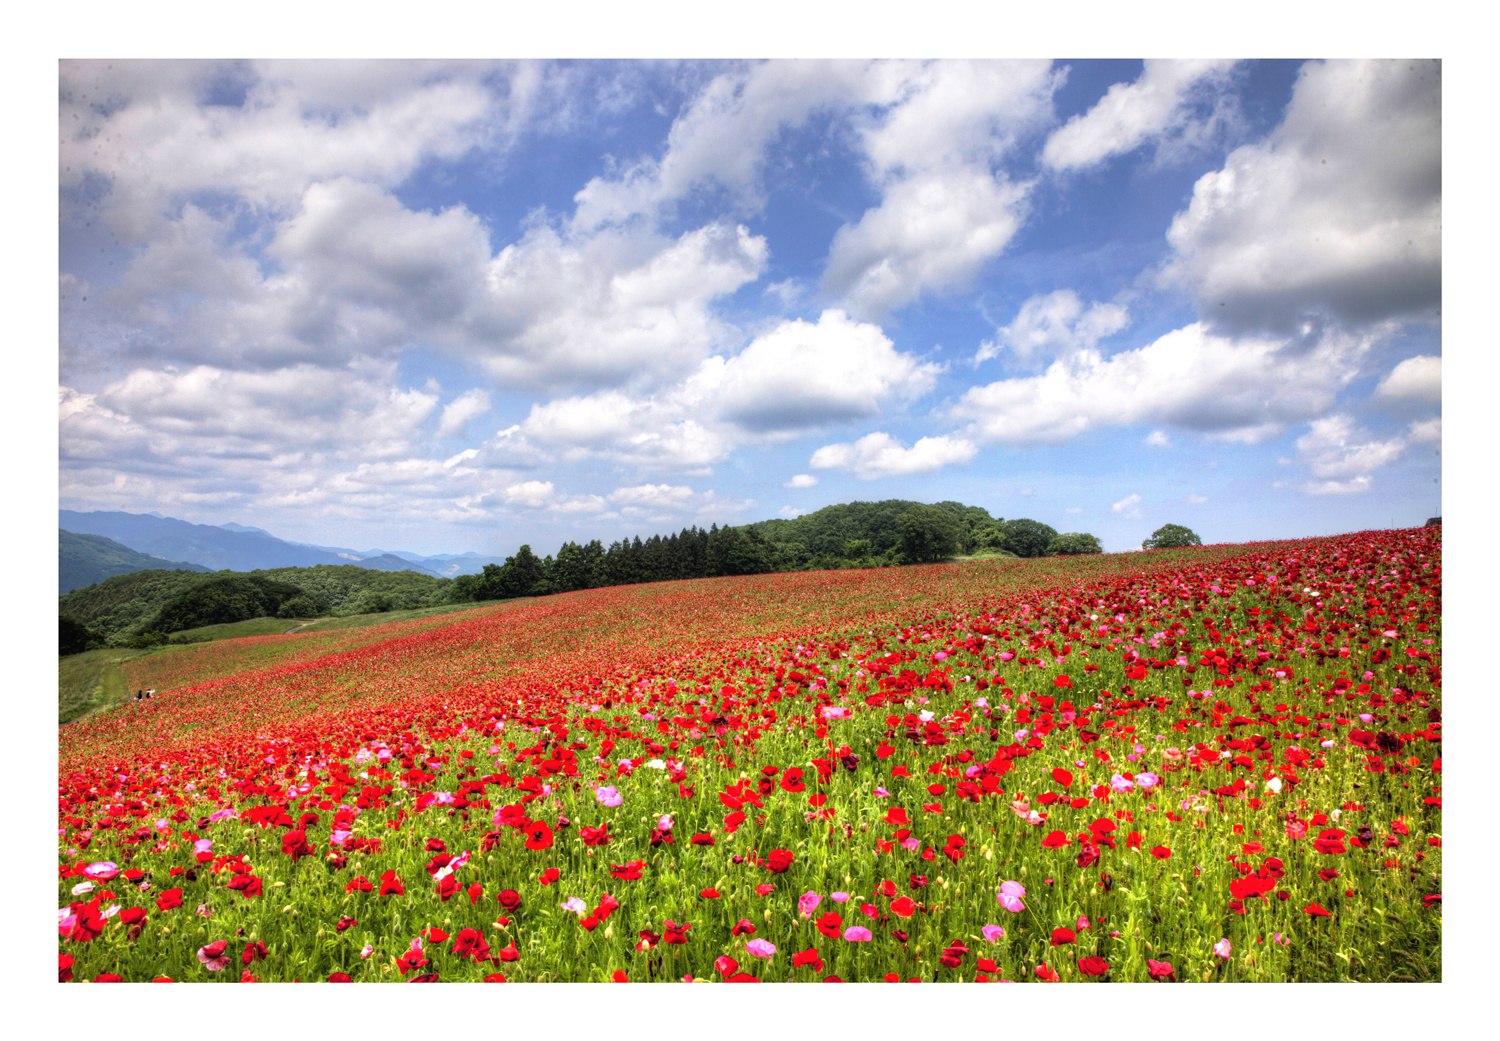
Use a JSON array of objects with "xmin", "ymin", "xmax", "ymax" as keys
[
  {"xmin": 438, "ymin": 389, "xmax": 491, "ymax": 437},
  {"xmin": 785, "ymin": 474, "xmax": 819, "ymax": 488},
  {"xmin": 517, "ymin": 310, "xmax": 940, "ymax": 468},
  {"xmin": 1112, "ymin": 493, "xmax": 1142, "ymax": 514},
  {"xmin": 1064, "ymin": 506, "xmax": 1082, "ymax": 514},
  {"xmin": 976, "ymin": 290, "xmax": 1129, "ymax": 366},
  {"xmin": 608, "ymin": 484, "xmax": 696, "ymax": 509},
  {"xmin": 1186, "ymin": 494, "xmax": 1208, "ymax": 504},
  {"xmin": 500, "ymin": 480, "xmax": 557, "ymax": 508},
  {"xmin": 810, "ymin": 431, "xmax": 977, "ymax": 479},
  {"xmin": 949, "ymin": 322, "xmax": 1371, "ymax": 446},
  {"xmin": 709, "ymin": 310, "xmax": 941, "ymax": 433},
  {"xmin": 779, "ymin": 506, "xmax": 809, "ymax": 519},
  {"xmin": 823, "ymin": 60, "xmax": 1058, "ymax": 319},
  {"xmin": 571, "ymin": 60, "xmax": 886, "ymax": 231},
  {"xmin": 1294, "ymin": 415, "xmax": 1408, "ymax": 493},
  {"xmin": 1407, "ymin": 417, "xmax": 1441, "ymax": 444},
  {"xmin": 60, "ymin": 60, "xmax": 521, "ymax": 243},
  {"xmin": 1143, "ymin": 430, "xmax": 1171, "ymax": 447},
  {"xmin": 1165, "ymin": 59, "xmax": 1440, "ymax": 333},
  {"xmin": 1376, "ymin": 354, "xmax": 1441, "ymax": 403},
  {"xmin": 1042, "ymin": 59, "xmax": 1239, "ymax": 172}
]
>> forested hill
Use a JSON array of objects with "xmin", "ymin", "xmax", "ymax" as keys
[
  {"xmin": 59, "ymin": 529, "xmax": 210, "ymax": 594},
  {"xmin": 59, "ymin": 564, "xmax": 454, "ymax": 643}
]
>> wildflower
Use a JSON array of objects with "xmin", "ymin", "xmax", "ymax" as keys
[
  {"xmin": 982, "ymin": 925, "xmax": 1005, "ymax": 942},
  {"xmin": 843, "ymin": 926, "xmax": 873, "ymax": 942},
  {"xmin": 595, "ymin": 786, "xmax": 622, "ymax": 807},
  {"xmin": 1214, "ymin": 938, "xmax": 1232, "ymax": 959},
  {"xmin": 997, "ymin": 881, "xmax": 1026, "ymax": 913},
  {"xmin": 746, "ymin": 939, "xmax": 776, "ymax": 957},
  {"xmin": 197, "ymin": 940, "xmax": 231, "ymax": 972}
]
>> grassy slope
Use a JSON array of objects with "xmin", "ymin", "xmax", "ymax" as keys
[{"xmin": 59, "ymin": 600, "xmax": 517, "ymax": 725}]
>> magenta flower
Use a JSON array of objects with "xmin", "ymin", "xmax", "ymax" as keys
[
  {"xmin": 982, "ymin": 925, "xmax": 1005, "ymax": 942},
  {"xmin": 746, "ymin": 939, "xmax": 776, "ymax": 957},
  {"xmin": 798, "ymin": 891, "xmax": 822, "ymax": 917},
  {"xmin": 83, "ymin": 861, "xmax": 119, "ymax": 881},
  {"xmin": 843, "ymin": 926, "xmax": 873, "ymax": 942},
  {"xmin": 997, "ymin": 880, "xmax": 1026, "ymax": 913},
  {"xmin": 1214, "ymin": 938, "xmax": 1232, "ymax": 959},
  {"xmin": 595, "ymin": 786, "xmax": 622, "ymax": 808},
  {"xmin": 197, "ymin": 941, "xmax": 231, "ymax": 971}
]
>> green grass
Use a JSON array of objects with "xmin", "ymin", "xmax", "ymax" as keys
[
  {"xmin": 57, "ymin": 647, "xmax": 156, "ymax": 724},
  {"xmin": 294, "ymin": 599, "xmax": 515, "ymax": 633}
]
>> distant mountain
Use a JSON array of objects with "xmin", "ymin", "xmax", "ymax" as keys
[
  {"xmin": 216, "ymin": 522, "xmax": 276, "ymax": 537},
  {"xmin": 59, "ymin": 529, "xmax": 211, "ymax": 594},
  {"xmin": 59, "ymin": 510, "xmax": 440, "ymax": 577}
]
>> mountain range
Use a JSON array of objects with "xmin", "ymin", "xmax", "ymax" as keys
[{"xmin": 59, "ymin": 510, "xmax": 508, "ymax": 592}]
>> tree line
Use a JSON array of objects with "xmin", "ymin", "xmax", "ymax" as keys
[{"xmin": 445, "ymin": 501, "xmax": 1110, "ymax": 603}]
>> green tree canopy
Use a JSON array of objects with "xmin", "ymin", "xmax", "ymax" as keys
[
  {"xmin": 1142, "ymin": 523, "xmax": 1203, "ymax": 550},
  {"xmin": 1001, "ymin": 518, "xmax": 1059, "ymax": 558},
  {"xmin": 896, "ymin": 505, "xmax": 966, "ymax": 563},
  {"xmin": 1046, "ymin": 532, "xmax": 1104, "ymax": 556}
]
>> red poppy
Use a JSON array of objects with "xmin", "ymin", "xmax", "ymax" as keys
[
  {"xmin": 1035, "ymin": 963, "xmax": 1061, "ymax": 982},
  {"xmin": 241, "ymin": 941, "xmax": 268, "ymax": 965},
  {"xmin": 663, "ymin": 920, "xmax": 692, "ymax": 944},
  {"xmin": 329, "ymin": 972, "xmax": 353, "ymax": 982},
  {"xmin": 1150, "ymin": 846, "xmax": 1172, "ymax": 860},
  {"xmin": 155, "ymin": 888, "xmax": 184, "ymax": 911},
  {"xmin": 379, "ymin": 870, "xmax": 405, "ymax": 896},
  {"xmin": 226, "ymin": 873, "xmax": 263, "ymax": 897},
  {"xmin": 609, "ymin": 860, "xmax": 645, "ymax": 881},
  {"xmin": 700, "ymin": 887, "xmax": 721, "ymax": 899},
  {"xmin": 1052, "ymin": 768, "xmax": 1074, "ymax": 788},
  {"xmin": 781, "ymin": 767, "xmax": 806, "ymax": 792},
  {"xmin": 731, "ymin": 919, "xmax": 757, "ymax": 936},
  {"xmin": 69, "ymin": 900, "xmax": 105, "ymax": 942},
  {"xmin": 816, "ymin": 911, "xmax": 844, "ymax": 938},
  {"xmin": 1078, "ymin": 956, "xmax": 1109, "ymax": 977},
  {"xmin": 1303, "ymin": 903, "xmax": 1333, "ymax": 918},
  {"xmin": 59, "ymin": 954, "xmax": 74, "ymax": 982},
  {"xmin": 497, "ymin": 943, "xmax": 520, "ymax": 961},
  {"xmin": 579, "ymin": 823, "xmax": 611, "ymax": 846},
  {"xmin": 1042, "ymin": 830, "xmax": 1071, "ymax": 849},
  {"xmin": 884, "ymin": 807, "xmax": 910, "ymax": 826},
  {"xmin": 1050, "ymin": 927, "xmax": 1076, "ymax": 946},
  {"xmin": 120, "ymin": 907, "xmax": 147, "ymax": 925},
  {"xmin": 1147, "ymin": 959, "xmax": 1175, "ymax": 981},
  {"xmin": 793, "ymin": 947, "xmax": 825, "ymax": 971},
  {"xmin": 690, "ymin": 832, "xmax": 715, "ymax": 846},
  {"xmin": 609, "ymin": 970, "xmax": 627, "ymax": 982},
  {"xmin": 890, "ymin": 896, "xmax": 915, "ymax": 918},
  {"xmin": 525, "ymin": 821, "xmax": 554, "ymax": 850},
  {"xmin": 765, "ymin": 849, "xmax": 794, "ymax": 873}
]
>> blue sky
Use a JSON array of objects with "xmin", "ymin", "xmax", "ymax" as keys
[{"xmin": 57, "ymin": 58, "xmax": 1442, "ymax": 557}]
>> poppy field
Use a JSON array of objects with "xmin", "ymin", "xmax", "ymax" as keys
[{"xmin": 57, "ymin": 528, "xmax": 1441, "ymax": 983}]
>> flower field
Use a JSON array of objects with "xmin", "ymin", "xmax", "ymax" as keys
[{"xmin": 57, "ymin": 529, "xmax": 1442, "ymax": 983}]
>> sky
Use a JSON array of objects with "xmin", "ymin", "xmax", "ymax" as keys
[{"xmin": 56, "ymin": 57, "xmax": 1443, "ymax": 557}]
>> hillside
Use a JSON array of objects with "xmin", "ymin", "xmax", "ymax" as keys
[
  {"xmin": 59, "ymin": 529, "xmax": 210, "ymax": 594},
  {"xmin": 59, "ymin": 563, "xmax": 453, "ymax": 642}
]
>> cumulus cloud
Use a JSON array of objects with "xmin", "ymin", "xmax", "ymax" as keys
[
  {"xmin": 950, "ymin": 322, "xmax": 1371, "ymax": 446},
  {"xmin": 438, "ymin": 389, "xmax": 492, "ymax": 437},
  {"xmin": 809, "ymin": 431, "xmax": 977, "ymax": 479},
  {"xmin": 1042, "ymin": 59, "xmax": 1239, "ymax": 172},
  {"xmin": 785, "ymin": 474, "xmax": 818, "ymax": 488},
  {"xmin": 1112, "ymin": 493, "xmax": 1142, "ymax": 514},
  {"xmin": 1186, "ymin": 494, "xmax": 1208, "ymax": 504},
  {"xmin": 1294, "ymin": 415, "xmax": 1408, "ymax": 494},
  {"xmin": 824, "ymin": 60, "xmax": 1058, "ymax": 318},
  {"xmin": 708, "ymin": 310, "xmax": 941, "ymax": 432},
  {"xmin": 975, "ymin": 290, "xmax": 1129, "ymax": 366},
  {"xmin": 60, "ymin": 60, "xmax": 524, "ymax": 242},
  {"xmin": 517, "ymin": 310, "xmax": 939, "ymax": 468},
  {"xmin": 1376, "ymin": 354, "xmax": 1441, "ymax": 403},
  {"xmin": 1165, "ymin": 59, "xmax": 1441, "ymax": 334},
  {"xmin": 779, "ymin": 506, "xmax": 809, "ymax": 519},
  {"xmin": 1407, "ymin": 417, "xmax": 1441, "ymax": 443},
  {"xmin": 1143, "ymin": 430, "xmax": 1171, "ymax": 447}
]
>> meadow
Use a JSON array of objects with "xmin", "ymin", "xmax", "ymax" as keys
[{"xmin": 57, "ymin": 528, "xmax": 1441, "ymax": 983}]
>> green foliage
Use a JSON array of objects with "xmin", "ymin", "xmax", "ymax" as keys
[
  {"xmin": 1142, "ymin": 523, "xmax": 1203, "ymax": 550},
  {"xmin": 1001, "ymin": 518, "xmax": 1060, "ymax": 558},
  {"xmin": 1046, "ymin": 532, "xmax": 1104, "ymax": 556},
  {"xmin": 843, "ymin": 538, "xmax": 871, "ymax": 560},
  {"xmin": 141, "ymin": 575, "xmax": 316, "ymax": 635},
  {"xmin": 276, "ymin": 594, "xmax": 326, "ymax": 619},
  {"xmin": 59, "ymin": 614, "xmax": 105, "ymax": 656},
  {"xmin": 896, "ymin": 505, "xmax": 966, "ymax": 563},
  {"xmin": 60, "ymin": 563, "xmax": 453, "ymax": 642}
]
